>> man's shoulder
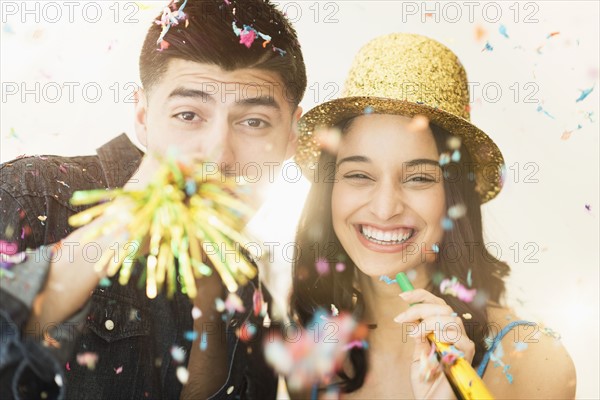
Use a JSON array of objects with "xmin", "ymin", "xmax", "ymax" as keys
[{"xmin": 0, "ymin": 153, "xmax": 107, "ymax": 198}]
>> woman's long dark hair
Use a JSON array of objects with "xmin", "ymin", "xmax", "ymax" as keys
[{"xmin": 290, "ymin": 119, "xmax": 511, "ymax": 393}]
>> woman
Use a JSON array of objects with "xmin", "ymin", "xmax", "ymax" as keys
[{"xmin": 291, "ymin": 33, "xmax": 575, "ymax": 398}]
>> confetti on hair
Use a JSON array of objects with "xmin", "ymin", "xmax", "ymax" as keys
[
  {"xmin": 462, "ymin": 313, "xmax": 472, "ymax": 320},
  {"xmin": 330, "ymin": 304, "xmax": 339, "ymax": 316},
  {"xmin": 466, "ymin": 269, "xmax": 472, "ymax": 287},
  {"xmin": 440, "ymin": 277, "xmax": 477, "ymax": 302},
  {"xmin": 155, "ymin": 0, "xmax": 189, "ymax": 49},
  {"xmin": 364, "ymin": 106, "xmax": 374, "ymax": 114},
  {"xmin": 343, "ymin": 340, "xmax": 368, "ymax": 351},
  {"xmin": 272, "ymin": 46, "xmax": 287, "ymax": 56},
  {"xmin": 441, "ymin": 217, "xmax": 453, "ymax": 231},
  {"xmin": 536, "ymin": 104, "xmax": 555, "ymax": 119},
  {"xmin": 450, "ymin": 150, "xmax": 461, "ymax": 162},
  {"xmin": 482, "ymin": 41, "xmax": 494, "ymax": 52},
  {"xmin": 575, "ymin": 85, "xmax": 594, "ymax": 102},
  {"xmin": 232, "ymin": 22, "xmax": 272, "ymax": 49},
  {"xmin": 448, "ymin": 204, "xmax": 467, "ymax": 220},
  {"xmin": 316, "ymin": 258, "xmax": 330, "ymax": 275},
  {"xmin": 379, "ymin": 275, "xmax": 395, "ymax": 285},
  {"xmin": 499, "ymin": 25, "xmax": 509, "ymax": 39},
  {"xmin": 439, "ymin": 153, "xmax": 451, "ymax": 166},
  {"xmin": 114, "ymin": 365, "xmax": 123, "ymax": 374}
]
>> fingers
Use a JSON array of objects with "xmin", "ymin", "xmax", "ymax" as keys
[{"xmin": 394, "ymin": 288, "xmax": 475, "ymax": 363}]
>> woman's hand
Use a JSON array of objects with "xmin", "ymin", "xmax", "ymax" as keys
[{"xmin": 393, "ymin": 289, "xmax": 475, "ymax": 399}]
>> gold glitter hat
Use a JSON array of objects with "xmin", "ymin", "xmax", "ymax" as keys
[{"xmin": 296, "ymin": 33, "xmax": 504, "ymax": 203}]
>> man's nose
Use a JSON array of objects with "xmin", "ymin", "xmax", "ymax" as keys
[{"xmin": 199, "ymin": 120, "xmax": 235, "ymax": 170}]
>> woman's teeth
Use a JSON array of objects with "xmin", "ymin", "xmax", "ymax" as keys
[{"xmin": 360, "ymin": 225, "xmax": 414, "ymax": 245}]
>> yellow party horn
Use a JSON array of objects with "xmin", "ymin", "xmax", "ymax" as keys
[{"xmin": 396, "ymin": 272, "xmax": 494, "ymax": 400}]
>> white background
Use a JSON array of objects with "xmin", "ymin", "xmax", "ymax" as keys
[{"xmin": 1, "ymin": 1, "xmax": 598, "ymax": 398}]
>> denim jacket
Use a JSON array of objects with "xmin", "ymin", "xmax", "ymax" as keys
[{"xmin": 0, "ymin": 134, "xmax": 277, "ymax": 399}]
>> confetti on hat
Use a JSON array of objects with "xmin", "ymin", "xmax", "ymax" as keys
[{"xmin": 68, "ymin": 158, "xmax": 258, "ymax": 299}]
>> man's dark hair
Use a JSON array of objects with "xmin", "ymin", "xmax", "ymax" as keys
[{"xmin": 139, "ymin": 0, "xmax": 306, "ymax": 107}]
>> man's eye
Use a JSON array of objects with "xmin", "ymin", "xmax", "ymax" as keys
[
  {"xmin": 241, "ymin": 118, "xmax": 269, "ymax": 128},
  {"xmin": 175, "ymin": 112, "xmax": 199, "ymax": 122}
]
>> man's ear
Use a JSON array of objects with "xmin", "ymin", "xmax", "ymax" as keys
[
  {"xmin": 133, "ymin": 88, "xmax": 148, "ymax": 147},
  {"xmin": 285, "ymin": 106, "xmax": 303, "ymax": 159}
]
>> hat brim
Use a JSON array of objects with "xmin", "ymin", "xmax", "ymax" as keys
[{"xmin": 296, "ymin": 96, "xmax": 504, "ymax": 203}]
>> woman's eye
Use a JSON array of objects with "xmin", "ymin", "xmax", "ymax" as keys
[
  {"xmin": 174, "ymin": 112, "xmax": 200, "ymax": 122},
  {"xmin": 344, "ymin": 173, "xmax": 372, "ymax": 180},
  {"xmin": 407, "ymin": 175, "xmax": 435, "ymax": 183},
  {"xmin": 241, "ymin": 118, "xmax": 269, "ymax": 128}
]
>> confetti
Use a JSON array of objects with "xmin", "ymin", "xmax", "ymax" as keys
[
  {"xmin": 466, "ymin": 269, "xmax": 472, "ymax": 287},
  {"xmin": 200, "ymin": 332, "xmax": 208, "ymax": 351},
  {"xmin": 170, "ymin": 346, "xmax": 186, "ymax": 363},
  {"xmin": 419, "ymin": 343, "xmax": 441, "ymax": 382},
  {"xmin": 155, "ymin": 0, "xmax": 189, "ymax": 49},
  {"xmin": 585, "ymin": 204, "xmax": 592, "ymax": 212},
  {"xmin": 184, "ymin": 330, "xmax": 198, "ymax": 341},
  {"xmin": 253, "ymin": 288, "xmax": 263, "ymax": 317},
  {"xmin": 224, "ymin": 292, "xmax": 245, "ymax": 313},
  {"xmin": 441, "ymin": 217, "xmax": 453, "ymax": 231},
  {"xmin": 335, "ymin": 262, "xmax": 345, "ymax": 272},
  {"xmin": 114, "ymin": 365, "xmax": 123, "ymax": 374},
  {"xmin": 462, "ymin": 313, "xmax": 472, "ymax": 320},
  {"xmin": 536, "ymin": 105, "xmax": 555, "ymax": 119},
  {"xmin": 264, "ymin": 311, "xmax": 363, "ymax": 391},
  {"xmin": 315, "ymin": 258, "xmax": 330, "ymax": 275},
  {"xmin": 513, "ymin": 341, "xmax": 528, "ymax": 352},
  {"xmin": 330, "ymin": 304, "xmax": 339, "ymax": 316},
  {"xmin": 431, "ymin": 243, "xmax": 440, "ymax": 253},
  {"xmin": 191, "ymin": 306, "xmax": 202, "ymax": 319},
  {"xmin": 0, "ymin": 240, "xmax": 18, "ymax": 255},
  {"xmin": 440, "ymin": 277, "xmax": 477, "ymax": 302},
  {"xmin": 482, "ymin": 41, "xmax": 494, "ymax": 52},
  {"xmin": 561, "ymin": 130, "xmax": 573, "ymax": 140},
  {"xmin": 76, "ymin": 352, "xmax": 99, "ymax": 370},
  {"xmin": 575, "ymin": 85, "xmax": 594, "ymax": 102},
  {"xmin": 546, "ymin": 31, "xmax": 560, "ymax": 39},
  {"xmin": 364, "ymin": 106, "xmax": 374, "ymax": 114},
  {"xmin": 379, "ymin": 275, "xmax": 395, "ymax": 285},
  {"xmin": 176, "ymin": 366, "xmax": 189, "ymax": 384},
  {"xmin": 232, "ymin": 22, "xmax": 272, "ymax": 49},
  {"xmin": 499, "ymin": 25, "xmax": 509, "ymax": 39},
  {"xmin": 448, "ymin": 204, "xmax": 467, "ymax": 220}
]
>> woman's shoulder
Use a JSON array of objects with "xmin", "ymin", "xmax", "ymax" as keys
[{"xmin": 481, "ymin": 305, "xmax": 576, "ymax": 399}]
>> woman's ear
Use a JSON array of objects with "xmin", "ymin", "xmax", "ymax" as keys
[{"xmin": 133, "ymin": 88, "xmax": 148, "ymax": 147}]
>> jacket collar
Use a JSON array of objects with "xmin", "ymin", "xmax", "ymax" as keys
[{"xmin": 96, "ymin": 134, "xmax": 144, "ymax": 189}]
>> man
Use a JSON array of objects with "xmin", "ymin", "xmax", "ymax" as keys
[{"xmin": 0, "ymin": 0, "xmax": 306, "ymax": 398}]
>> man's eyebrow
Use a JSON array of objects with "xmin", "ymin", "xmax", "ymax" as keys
[
  {"xmin": 337, "ymin": 155, "xmax": 371, "ymax": 167},
  {"xmin": 237, "ymin": 96, "xmax": 281, "ymax": 111},
  {"xmin": 168, "ymin": 87, "xmax": 214, "ymax": 102}
]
